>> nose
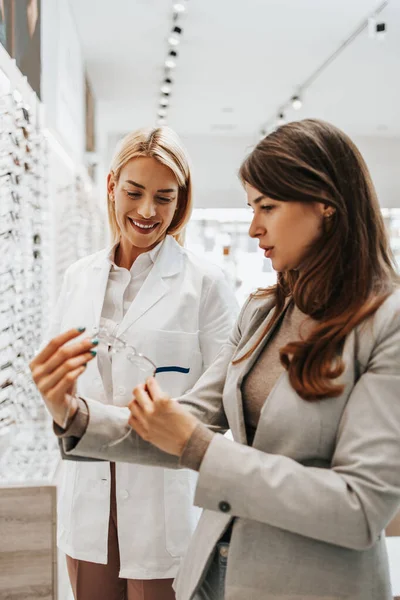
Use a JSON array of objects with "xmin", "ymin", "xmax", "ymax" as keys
[
  {"xmin": 248, "ymin": 214, "xmax": 264, "ymax": 239},
  {"xmin": 137, "ymin": 197, "xmax": 156, "ymax": 219}
]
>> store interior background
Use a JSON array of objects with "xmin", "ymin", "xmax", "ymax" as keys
[
  {"xmin": 0, "ymin": 0, "xmax": 400, "ymax": 598},
  {"xmin": 46, "ymin": 0, "xmax": 400, "ymax": 306}
]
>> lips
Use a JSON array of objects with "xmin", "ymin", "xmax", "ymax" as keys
[
  {"xmin": 261, "ymin": 246, "xmax": 274, "ymax": 258},
  {"xmin": 128, "ymin": 218, "xmax": 159, "ymax": 234}
]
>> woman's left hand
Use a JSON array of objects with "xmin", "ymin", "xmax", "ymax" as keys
[{"xmin": 128, "ymin": 377, "xmax": 199, "ymax": 456}]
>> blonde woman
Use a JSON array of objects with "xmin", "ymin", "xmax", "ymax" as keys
[{"xmin": 37, "ymin": 127, "xmax": 238, "ymax": 600}]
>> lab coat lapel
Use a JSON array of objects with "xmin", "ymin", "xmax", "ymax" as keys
[{"xmin": 116, "ymin": 236, "xmax": 183, "ymax": 338}]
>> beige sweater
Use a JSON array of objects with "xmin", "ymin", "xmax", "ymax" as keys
[{"xmin": 180, "ymin": 302, "xmax": 316, "ymax": 470}]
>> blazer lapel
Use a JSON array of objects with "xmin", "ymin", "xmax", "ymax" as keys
[
  {"xmin": 116, "ymin": 236, "xmax": 183, "ymax": 338},
  {"xmin": 230, "ymin": 296, "xmax": 292, "ymax": 445}
]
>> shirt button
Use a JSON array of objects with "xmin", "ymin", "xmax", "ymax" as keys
[
  {"xmin": 219, "ymin": 545, "xmax": 229, "ymax": 558},
  {"xmin": 118, "ymin": 386, "xmax": 126, "ymax": 395},
  {"xmin": 120, "ymin": 489, "xmax": 129, "ymax": 500},
  {"xmin": 219, "ymin": 501, "xmax": 231, "ymax": 513}
]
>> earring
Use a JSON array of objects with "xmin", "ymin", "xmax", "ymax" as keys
[{"xmin": 325, "ymin": 210, "xmax": 334, "ymax": 219}]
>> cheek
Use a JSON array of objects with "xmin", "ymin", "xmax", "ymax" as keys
[
  {"xmin": 290, "ymin": 215, "xmax": 323, "ymax": 251},
  {"xmin": 114, "ymin": 193, "xmax": 128, "ymax": 214},
  {"xmin": 161, "ymin": 203, "xmax": 178, "ymax": 225}
]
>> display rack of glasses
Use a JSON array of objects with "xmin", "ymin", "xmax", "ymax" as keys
[
  {"xmin": 0, "ymin": 79, "xmax": 51, "ymax": 444},
  {"xmin": 54, "ymin": 169, "xmax": 107, "ymax": 297},
  {"xmin": 0, "ymin": 48, "xmax": 107, "ymax": 486}
]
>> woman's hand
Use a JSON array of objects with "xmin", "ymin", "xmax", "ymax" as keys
[
  {"xmin": 128, "ymin": 377, "xmax": 199, "ymax": 456},
  {"xmin": 29, "ymin": 328, "xmax": 97, "ymax": 428}
]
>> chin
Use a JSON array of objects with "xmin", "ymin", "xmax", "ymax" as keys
[
  {"xmin": 124, "ymin": 229, "xmax": 165, "ymax": 249},
  {"xmin": 270, "ymin": 259, "xmax": 282, "ymax": 272}
]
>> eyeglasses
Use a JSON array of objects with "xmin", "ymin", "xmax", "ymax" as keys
[
  {"xmin": 66, "ymin": 325, "xmax": 157, "ymax": 447},
  {"xmin": 93, "ymin": 325, "xmax": 157, "ymax": 375}
]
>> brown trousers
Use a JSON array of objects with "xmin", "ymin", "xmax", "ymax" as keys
[{"xmin": 66, "ymin": 464, "xmax": 176, "ymax": 600}]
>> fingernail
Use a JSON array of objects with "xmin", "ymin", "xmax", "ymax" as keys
[
  {"xmin": 77, "ymin": 327, "xmax": 86, "ymax": 332},
  {"xmin": 90, "ymin": 350, "xmax": 97, "ymax": 357},
  {"xmin": 91, "ymin": 338, "xmax": 99, "ymax": 346}
]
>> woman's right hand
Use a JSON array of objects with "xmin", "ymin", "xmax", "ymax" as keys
[{"xmin": 29, "ymin": 328, "xmax": 98, "ymax": 428}]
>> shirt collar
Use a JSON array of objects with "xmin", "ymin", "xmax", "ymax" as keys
[{"xmin": 107, "ymin": 238, "xmax": 165, "ymax": 273}]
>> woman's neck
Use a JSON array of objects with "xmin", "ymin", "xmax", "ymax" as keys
[{"xmin": 114, "ymin": 237, "xmax": 163, "ymax": 270}]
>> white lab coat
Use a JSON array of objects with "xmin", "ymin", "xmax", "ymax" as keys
[{"xmin": 49, "ymin": 235, "xmax": 238, "ymax": 579}]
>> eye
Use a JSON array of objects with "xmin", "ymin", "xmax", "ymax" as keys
[
  {"xmin": 156, "ymin": 197, "xmax": 173, "ymax": 203},
  {"xmin": 261, "ymin": 204, "xmax": 275, "ymax": 212},
  {"xmin": 127, "ymin": 192, "xmax": 141, "ymax": 198}
]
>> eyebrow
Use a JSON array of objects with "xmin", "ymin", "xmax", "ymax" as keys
[
  {"xmin": 125, "ymin": 180, "xmax": 176, "ymax": 193},
  {"xmin": 247, "ymin": 194, "xmax": 265, "ymax": 206}
]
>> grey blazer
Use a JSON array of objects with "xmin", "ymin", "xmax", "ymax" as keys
[{"xmin": 60, "ymin": 290, "xmax": 400, "ymax": 600}]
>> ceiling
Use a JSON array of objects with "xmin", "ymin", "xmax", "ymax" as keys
[{"xmin": 68, "ymin": 0, "xmax": 400, "ymax": 208}]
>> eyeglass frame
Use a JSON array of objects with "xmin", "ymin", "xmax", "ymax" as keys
[{"xmin": 92, "ymin": 326, "xmax": 157, "ymax": 375}]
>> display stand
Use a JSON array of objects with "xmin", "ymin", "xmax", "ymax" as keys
[{"xmin": 0, "ymin": 42, "xmax": 105, "ymax": 600}]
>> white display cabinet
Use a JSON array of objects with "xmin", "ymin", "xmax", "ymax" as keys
[
  {"xmin": 0, "ymin": 42, "xmax": 105, "ymax": 600},
  {"xmin": 186, "ymin": 208, "xmax": 277, "ymax": 307}
]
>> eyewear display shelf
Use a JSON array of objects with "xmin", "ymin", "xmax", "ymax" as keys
[
  {"xmin": 0, "ymin": 45, "xmax": 102, "ymax": 600},
  {"xmin": 0, "ymin": 50, "xmax": 60, "ymax": 599}
]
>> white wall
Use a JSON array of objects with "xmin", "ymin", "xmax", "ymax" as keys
[
  {"xmin": 181, "ymin": 133, "xmax": 400, "ymax": 210},
  {"xmin": 354, "ymin": 136, "xmax": 400, "ymax": 210}
]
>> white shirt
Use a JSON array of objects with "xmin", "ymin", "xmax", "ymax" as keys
[{"xmin": 98, "ymin": 239, "xmax": 164, "ymax": 402}]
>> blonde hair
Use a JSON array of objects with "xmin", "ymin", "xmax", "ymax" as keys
[{"xmin": 107, "ymin": 126, "xmax": 193, "ymax": 245}]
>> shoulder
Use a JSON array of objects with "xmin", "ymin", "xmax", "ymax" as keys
[
  {"xmin": 63, "ymin": 248, "xmax": 109, "ymax": 280},
  {"xmin": 368, "ymin": 288, "xmax": 400, "ymax": 339},
  {"xmin": 354, "ymin": 288, "xmax": 400, "ymax": 367},
  {"xmin": 237, "ymin": 289, "xmax": 276, "ymax": 334},
  {"xmin": 180, "ymin": 244, "xmax": 227, "ymax": 283}
]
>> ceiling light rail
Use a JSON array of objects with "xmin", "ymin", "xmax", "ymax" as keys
[
  {"xmin": 155, "ymin": 1, "xmax": 189, "ymax": 126},
  {"xmin": 258, "ymin": 0, "xmax": 389, "ymax": 139}
]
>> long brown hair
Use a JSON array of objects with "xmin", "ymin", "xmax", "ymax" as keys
[{"xmin": 236, "ymin": 119, "xmax": 399, "ymax": 401}]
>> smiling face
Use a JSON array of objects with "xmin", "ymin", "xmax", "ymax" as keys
[
  {"xmin": 246, "ymin": 182, "xmax": 331, "ymax": 272},
  {"xmin": 108, "ymin": 156, "xmax": 179, "ymax": 261}
]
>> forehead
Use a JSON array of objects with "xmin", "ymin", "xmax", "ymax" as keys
[
  {"xmin": 120, "ymin": 157, "xmax": 178, "ymax": 188},
  {"xmin": 245, "ymin": 182, "xmax": 264, "ymax": 203}
]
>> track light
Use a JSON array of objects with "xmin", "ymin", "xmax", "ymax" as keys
[
  {"xmin": 173, "ymin": 2, "xmax": 186, "ymax": 13},
  {"xmin": 161, "ymin": 78, "xmax": 172, "ymax": 94},
  {"xmin": 277, "ymin": 112, "xmax": 286, "ymax": 126},
  {"xmin": 157, "ymin": 117, "xmax": 167, "ymax": 126},
  {"xmin": 368, "ymin": 17, "xmax": 387, "ymax": 41},
  {"xmin": 160, "ymin": 96, "xmax": 169, "ymax": 107},
  {"xmin": 165, "ymin": 50, "xmax": 178, "ymax": 69},
  {"xmin": 376, "ymin": 22, "xmax": 386, "ymax": 41},
  {"xmin": 291, "ymin": 95, "xmax": 302, "ymax": 110},
  {"xmin": 158, "ymin": 107, "xmax": 167, "ymax": 117},
  {"xmin": 168, "ymin": 26, "xmax": 183, "ymax": 46}
]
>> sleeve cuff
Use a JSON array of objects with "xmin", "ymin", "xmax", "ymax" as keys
[
  {"xmin": 179, "ymin": 422, "xmax": 215, "ymax": 472},
  {"xmin": 53, "ymin": 398, "xmax": 89, "ymax": 439}
]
